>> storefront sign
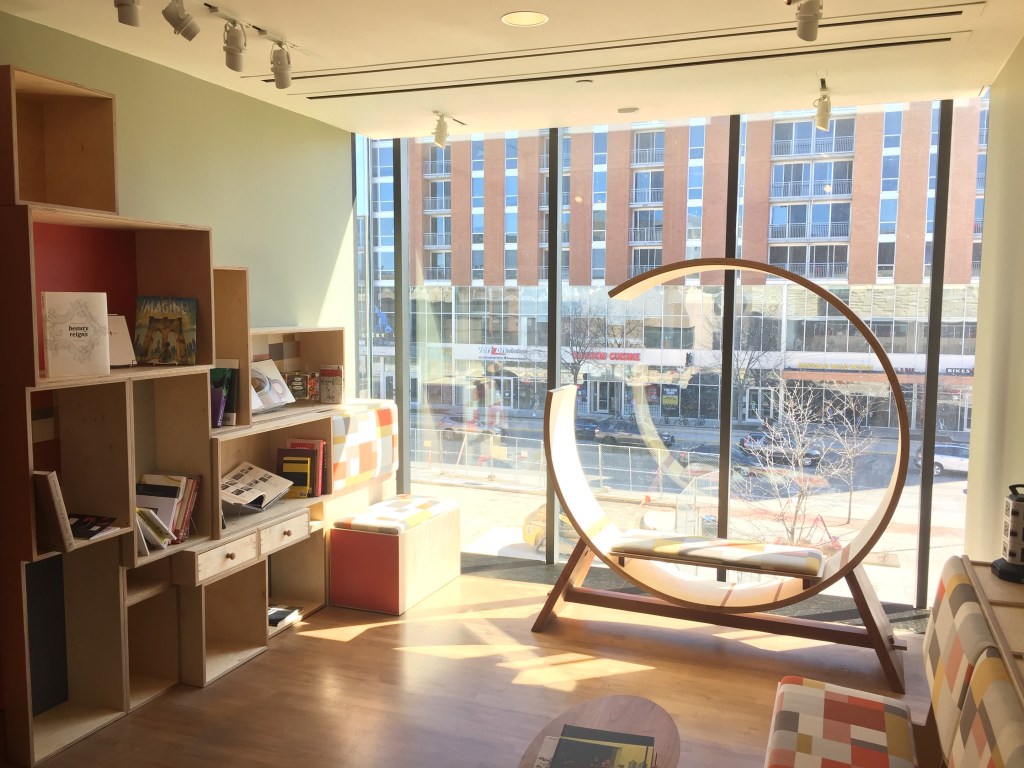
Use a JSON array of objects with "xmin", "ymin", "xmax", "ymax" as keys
[{"xmin": 945, "ymin": 367, "xmax": 975, "ymax": 376}]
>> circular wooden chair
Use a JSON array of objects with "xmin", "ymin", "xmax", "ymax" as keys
[{"xmin": 532, "ymin": 259, "xmax": 911, "ymax": 692}]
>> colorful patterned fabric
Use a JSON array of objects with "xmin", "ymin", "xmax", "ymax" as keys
[
  {"xmin": 610, "ymin": 536, "xmax": 825, "ymax": 578},
  {"xmin": 923, "ymin": 556, "xmax": 997, "ymax": 760},
  {"xmin": 331, "ymin": 399, "xmax": 398, "ymax": 492},
  {"xmin": 764, "ymin": 676, "xmax": 916, "ymax": 768},
  {"xmin": 949, "ymin": 649, "xmax": 1024, "ymax": 768},
  {"xmin": 333, "ymin": 494, "xmax": 457, "ymax": 535}
]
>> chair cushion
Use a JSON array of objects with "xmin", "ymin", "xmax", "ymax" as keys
[
  {"xmin": 923, "ymin": 556, "xmax": 997, "ymax": 760},
  {"xmin": 949, "ymin": 650, "xmax": 1024, "ymax": 768},
  {"xmin": 764, "ymin": 676, "xmax": 916, "ymax": 768},
  {"xmin": 333, "ymin": 494, "xmax": 457, "ymax": 535},
  {"xmin": 610, "ymin": 536, "xmax": 825, "ymax": 578}
]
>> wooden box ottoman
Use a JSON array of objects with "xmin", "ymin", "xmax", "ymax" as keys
[{"xmin": 329, "ymin": 495, "xmax": 460, "ymax": 615}]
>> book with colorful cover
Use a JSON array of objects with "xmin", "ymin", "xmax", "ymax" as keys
[
  {"xmin": 276, "ymin": 447, "xmax": 316, "ymax": 499},
  {"xmin": 133, "ymin": 296, "xmax": 197, "ymax": 365},
  {"xmin": 550, "ymin": 725, "xmax": 655, "ymax": 768},
  {"xmin": 285, "ymin": 438, "xmax": 326, "ymax": 496},
  {"xmin": 41, "ymin": 291, "xmax": 110, "ymax": 378},
  {"xmin": 250, "ymin": 358, "xmax": 296, "ymax": 414},
  {"xmin": 67, "ymin": 514, "xmax": 121, "ymax": 541}
]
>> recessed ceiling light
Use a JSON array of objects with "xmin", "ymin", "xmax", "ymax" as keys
[
  {"xmin": 501, "ymin": 11, "xmax": 549, "ymax": 27},
  {"xmin": 577, "ymin": 79, "xmax": 594, "ymax": 85},
  {"xmin": 618, "ymin": 107, "xmax": 639, "ymax": 114}
]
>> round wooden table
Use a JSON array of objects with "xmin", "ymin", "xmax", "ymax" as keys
[{"xmin": 517, "ymin": 694, "xmax": 680, "ymax": 768}]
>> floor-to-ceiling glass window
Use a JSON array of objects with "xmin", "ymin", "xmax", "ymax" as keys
[{"xmin": 353, "ymin": 91, "xmax": 987, "ymax": 604}]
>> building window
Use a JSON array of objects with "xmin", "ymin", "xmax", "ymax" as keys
[
  {"xmin": 505, "ymin": 137, "xmax": 518, "ymax": 170},
  {"xmin": 505, "ymin": 212, "xmax": 517, "ymax": 245},
  {"xmin": 592, "ymin": 246, "xmax": 606, "ymax": 281},
  {"xmin": 472, "ymin": 177, "xmax": 484, "ymax": 208},
  {"xmin": 372, "ymin": 141, "xmax": 394, "ymax": 177},
  {"xmin": 883, "ymin": 109, "xmax": 903, "ymax": 149},
  {"xmin": 877, "ymin": 241, "xmax": 895, "ymax": 278},
  {"xmin": 592, "ymin": 208, "xmax": 606, "ymax": 242},
  {"xmin": 879, "ymin": 199, "xmax": 898, "ymax": 236},
  {"xmin": 687, "ymin": 165, "xmax": 704, "ymax": 201},
  {"xmin": 813, "ymin": 160, "xmax": 853, "ymax": 196},
  {"xmin": 881, "ymin": 155, "xmax": 900, "ymax": 193},
  {"xmin": 472, "ymin": 213, "xmax": 484, "ymax": 245},
  {"xmin": 977, "ymin": 153, "xmax": 987, "ymax": 192},
  {"xmin": 504, "ymin": 248, "xmax": 517, "ymax": 280},
  {"xmin": 689, "ymin": 123, "xmax": 706, "ymax": 161},
  {"xmin": 926, "ymin": 197, "xmax": 936, "ymax": 235},
  {"xmin": 771, "ymin": 162, "xmax": 810, "ymax": 197},
  {"xmin": 687, "ymin": 205, "xmax": 703, "ymax": 240},
  {"xmin": 593, "ymin": 131, "xmax": 608, "ymax": 165},
  {"xmin": 630, "ymin": 247, "xmax": 662, "ymax": 277},
  {"xmin": 505, "ymin": 175, "xmax": 518, "ymax": 207},
  {"xmin": 630, "ymin": 208, "xmax": 663, "ymax": 244},
  {"xmin": 593, "ymin": 170, "xmax": 607, "ymax": 204},
  {"xmin": 923, "ymin": 240, "xmax": 933, "ymax": 278},
  {"xmin": 472, "ymin": 139, "xmax": 484, "ymax": 172},
  {"xmin": 972, "ymin": 242, "xmax": 982, "ymax": 278},
  {"xmin": 632, "ymin": 170, "xmax": 664, "ymax": 205},
  {"xmin": 424, "ymin": 251, "xmax": 451, "ymax": 281},
  {"xmin": 773, "ymin": 120, "xmax": 813, "ymax": 155}
]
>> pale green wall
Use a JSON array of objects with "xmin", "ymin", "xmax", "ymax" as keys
[
  {"xmin": 966, "ymin": 38, "xmax": 1024, "ymax": 559},
  {"xmin": 0, "ymin": 12, "xmax": 355, "ymax": 351}
]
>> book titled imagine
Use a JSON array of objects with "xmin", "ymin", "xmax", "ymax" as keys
[{"xmin": 134, "ymin": 296, "xmax": 197, "ymax": 365}]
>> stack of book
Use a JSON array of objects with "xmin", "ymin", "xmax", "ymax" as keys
[
  {"xmin": 533, "ymin": 725, "xmax": 656, "ymax": 768},
  {"xmin": 135, "ymin": 472, "xmax": 202, "ymax": 554}
]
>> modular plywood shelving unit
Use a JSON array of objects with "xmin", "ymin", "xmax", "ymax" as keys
[{"xmin": 0, "ymin": 66, "xmax": 359, "ymax": 767}]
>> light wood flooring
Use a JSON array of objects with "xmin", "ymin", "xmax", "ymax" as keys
[{"xmin": 31, "ymin": 574, "xmax": 929, "ymax": 768}]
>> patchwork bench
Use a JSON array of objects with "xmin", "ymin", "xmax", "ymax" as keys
[
  {"xmin": 329, "ymin": 494, "xmax": 460, "ymax": 615},
  {"xmin": 764, "ymin": 555, "xmax": 1024, "ymax": 768}
]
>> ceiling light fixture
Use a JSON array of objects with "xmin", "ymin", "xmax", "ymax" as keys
[
  {"xmin": 162, "ymin": 0, "xmax": 199, "ymax": 39},
  {"xmin": 271, "ymin": 43, "xmax": 292, "ymax": 89},
  {"xmin": 432, "ymin": 113, "xmax": 449, "ymax": 149},
  {"xmin": 501, "ymin": 11, "xmax": 549, "ymax": 27},
  {"xmin": 223, "ymin": 21, "xmax": 246, "ymax": 72},
  {"xmin": 814, "ymin": 78, "xmax": 831, "ymax": 131},
  {"xmin": 114, "ymin": 0, "xmax": 142, "ymax": 26},
  {"xmin": 786, "ymin": 0, "xmax": 822, "ymax": 42}
]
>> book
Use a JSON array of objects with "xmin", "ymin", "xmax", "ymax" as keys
[
  {"xmin": 219, "ymin": 461, "xmax": 292, "ymax": 512},
  {"xmin": 320, "ymin": 364, "xmax": 344, "ymax": 404},
  {"xmin": 550, "ymin": 725, "xmax": 655, "ymax": 768},
  {"xmin": 267, "ymin": 605, "xmax": 302, "ymax": 627},
  {"xmin": 135, "ymin": 506, "xmax": 174, "ymax": 549},
  {"xmin": 136, "ymin": 480, "xmax": 183, "ymax": 534},
  {"xmin": 134, "ymin": 515, "xmax": 150, "ymax": 557},
  {"xmin": 250, "ymin": 358, "xmax": 296, "ymax": 414},
  {"xmin": 32, "ymin": 470, "xmax": 74, "ymax": 554},
  {"xmin": 214, "ymin": 358, "xmax": 240, "ymax": 426},
  {"xmin": 139, "ymin": 472, "xmax": 199, "ymax": 541},
  {"xmin": 210, "ymin": 367, "xmax": 233, "ymax": 427},
  {"xmin": 286, "ymin": 438, "xmax": 326, "ymax": 497},
  {"xmin": 67, "ymin": 514, "xmax": 120, "ymax": 540},
  {"xmin": 107, "ymin": 314, "xmax": 137, "ymax": 367},
  {"xmin": 175, "ymin": 475, "xmax": 202, "ymax": 542},
  {"xmin": 133, "ymin": 295, "xmax": 198, "ymax": 366},
  {"xmin": 41, "ymin": 291, "xmax": 110, "ymax": 378},
  {"xmin": 276, "ymin": 447, "xmax": 316, "ymax": 499},
  {"xmin": 533, "ymin": 735, "xmax": 561, "ymax": 768}
]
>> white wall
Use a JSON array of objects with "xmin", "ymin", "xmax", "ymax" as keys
[
  {"xmin": 966, "ymin": 37, "xmax": 1024, "ymax": 559},
  {"xmin": 0, "ymin": 12, "xmax": 355, "ymax": 358}
]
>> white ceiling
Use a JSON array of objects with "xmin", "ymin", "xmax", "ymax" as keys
[{"xmin": 2, "ymin": 0, "xmax": 1023, "ymax": 138}]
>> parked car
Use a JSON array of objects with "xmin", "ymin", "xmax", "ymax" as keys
[
  {"xmin": 437, "ymin": 413, "xmax": 508, "ymax": 440},
  {"xmin": 738, "ymin": 431, "xmax": 822, "ymax": 467},
  {"xmin": 916, "ymin": 442, "xmax": 969, "ymax": 476},
  {"xmin": 594, "ymin": 418, "xmax": 675, "ymax": 447},
  {"xmin": 574, "ymin": 416, "xmax": 606, "ymax": 441},
  {"xmin": 678, "ymin": 443, "xmax": 771, "ymax": 477}
]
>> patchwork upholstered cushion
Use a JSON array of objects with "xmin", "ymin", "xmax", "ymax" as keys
[
  {"xmin": 610, "ymin": 536, "xmax": 825, "ymax": 578},
  {"xmin": 764, "ymin": 676, "xmax": 916, "ymax": 768},
  {"xmin": 331, "ymin": 400, "xmax": 398, "ymax": 492},
  {"xmin": 334, "ymin": 494, "xmax": 457, "ymax": 535},
  {"xmin": 923, "ymin": 556, "xmax": 997, "ymax": 759},
  {"xmin": 949, "ymin": 649, "xmax": 1024, "ymax": 768}
]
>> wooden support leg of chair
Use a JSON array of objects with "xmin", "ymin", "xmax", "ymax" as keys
[
  {"xmin": 532, "ymin": 540, "xmax": 596, "ymax": 632},
  {"xmin": 846, "ymin": 564, "xmax": 906, "ymax": 694}
]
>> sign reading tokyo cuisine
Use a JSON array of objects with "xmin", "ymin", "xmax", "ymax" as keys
[{"xmin": 475, "ymin": 345, "xmax": 644, "ymax": 362}]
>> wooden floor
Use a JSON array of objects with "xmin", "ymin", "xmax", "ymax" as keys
[{"xmin": 32, "ymin": 575, "xmax": 929, "ymax": 768}]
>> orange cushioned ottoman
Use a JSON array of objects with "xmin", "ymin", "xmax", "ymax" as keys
[{"xmin": 330, "ymin": 495, "xmax": 460, "ymax": 615}]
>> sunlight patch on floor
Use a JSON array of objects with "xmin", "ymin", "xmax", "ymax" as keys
[{"xmin": 502, "ymin": 652, "xmax": 654, "ymax": 688}]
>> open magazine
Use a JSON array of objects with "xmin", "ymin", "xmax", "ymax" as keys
[{"xmin": 219, "ymin": 461, "xmax": 292, "ymax": 513}]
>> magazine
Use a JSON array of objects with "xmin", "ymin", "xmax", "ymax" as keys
[{"xmin": 219, "ymin": 461, "xmax": 292, "ymax": 512}]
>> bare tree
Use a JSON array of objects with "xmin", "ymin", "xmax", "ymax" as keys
[{"xmin": 558, "ymin": 296, "xmax": 644, "ymax": 385}]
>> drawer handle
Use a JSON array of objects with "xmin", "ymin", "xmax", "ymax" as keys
[
  {"xmin": 225, "ymin": 552, "xmax": 236, "ymax": 560},
  {"xmin": 283, "ymin": 529, "xmax": 292, "ymax": 537}
]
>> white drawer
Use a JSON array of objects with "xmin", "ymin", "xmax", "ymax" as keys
[
  {"xmin": 260, "ymin": 511, "xmax": 310, "ymax": 556},
  {"xmin": 174, "ymin": 533, "xmax": 259, "ymax": 587}
]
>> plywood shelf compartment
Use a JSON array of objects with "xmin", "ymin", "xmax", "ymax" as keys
[
  {"xmin": 221, "ymin": 497, "xmax": 316, "ymax": 539},
  {"xmin": 1, "ymin": 66, "xmax": 116, "ymax": 212},
  {"xmin": 31, "ymin": 702, "xmax": 123, "ymax": 763},
  {"xmin": 34, "ymin": 364, "xmax": 214, "ymax": 392},
  {"xmin": 124, "ymin": 558, "xmax": 173, "ymax": 607},
  {"xmin": 126, "ymin": 586, "xmax": 178, "ymax": 709},
  {"xmin": 267, "ymin": 527, "xmax": 326, "ymax": 638}
]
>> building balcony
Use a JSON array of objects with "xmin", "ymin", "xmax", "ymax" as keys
[
  {"xmin": 772, "ymin": 136, "xmax": 855, "ymax": 157},
  {"xmin": 423, "ymin": 266, "xmax": 451, "ymax": 281},
  {"xmin": 768, "ymin": 223, "xmax": 807, "ymax": 239},
  {"xmin": 538, "ymin": 191, "xmax": 571, "ymax": 208},
  {"xmin": 972, "ymin": 260, "xmax": 982, "ymax": 278},
  {"xmin": 770, "ymin": 262, "xmax": 848, "ymax": 280},
  {"xmin": 769, "ymin": 181, "xmax": 811, "ymax": 198},
  {"xmin": 538, "ymin": 265, "xmax": 570, "ymax": 280},
  {"xmin": 423, "ymin": 196, "xmax": 451, "ymax": 212},
  {"xmin": 372, "ymin": 236, "xmax": 395, "ymax": 248},
  {"xmin": 974, "ymin": 219, "xmax": 984, "ymax": 236},
  {"xmin": 423, "ymin": 160, "xmax": 451, "ymax": 177},
  {"xmin": 373, "ymin": 268, "xmax": 395, "ymax": 282},
  {"xmin": 814, "ymin": 179, "xmax": 853, "ymax": 196},
  {"xmin": 809, "ymin": 222, "xmax": 850, "ymax": 238},
  {"xmin": 769, "ymin": 179, "xmax": 853, "ymax": 198},
  {"xmin": 630, "ymin": 148, "xmax": 665, "ymax": 166},
  {"xmin": 630, "ymin": 188, "xmax": 664, "ymax": 205},
  {"xmin": 629, "ymin": 262, "xmax": 661, "ymax": 278},
  {"xmin": 423, "ymin": 232, "xmax": 452, "ymax": 248},
  {"xmin": 539, "ymin": 154, "xmax": 549, "ymax": 171},
  {"xmin": 538, "ymin": 229, "xmax": 571, "ymax": 245},
  {"xmin": 629, "ymin": 226, "xmax": 663, "ymax": 244}
]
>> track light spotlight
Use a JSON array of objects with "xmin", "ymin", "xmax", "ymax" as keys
[
  {"xmin": 114, "ymin": 0, "xmax": 142, "ymax": 27},
  {"xmin": 433, "ymin": 113, "xmax": 449, "ymax": 149},
  {"xmin": 814, "ymin": 78, "xmax": 831, "ymax": 131},
  {"xmin": 162, "ymin": 0, "xmax": 199, "ymax": 39},
  {"xmin": 223, "ymin": 22, "xmax": 246, "ymax": 72},
  {"xmin": 271, "ymin": 44, "xmax": 292, "ymax": 89},
  {"xmin": 786, "ymin": 0, "xmax": 822, "ymax": 42}
]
